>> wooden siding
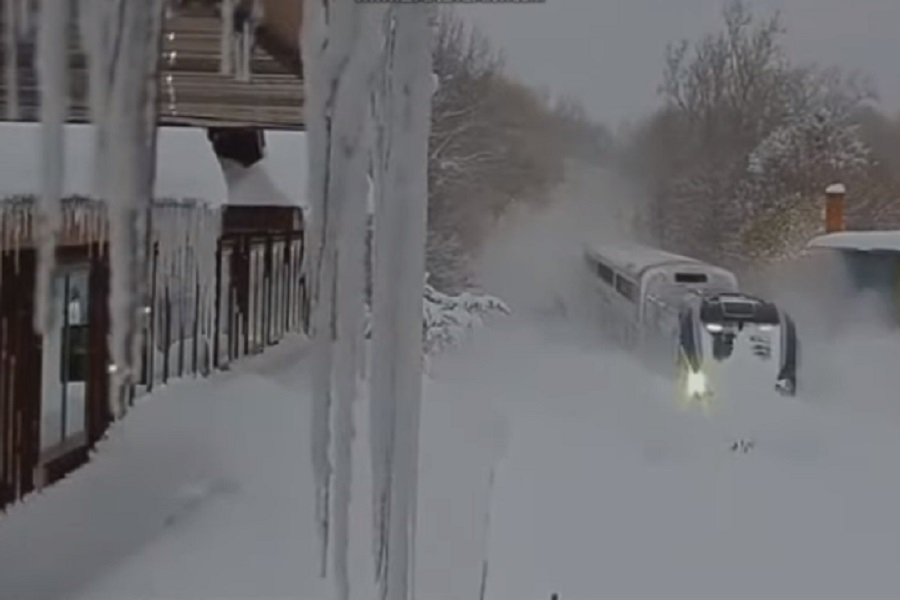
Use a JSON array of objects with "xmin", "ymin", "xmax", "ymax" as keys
[{"xmin": 0, "ymin": 201, "xmax": 309, "ymax": 513}]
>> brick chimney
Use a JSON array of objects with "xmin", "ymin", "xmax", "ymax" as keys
[{"xmin": 825, "ymin": 182, "xmax": 845, "ymax": 233}]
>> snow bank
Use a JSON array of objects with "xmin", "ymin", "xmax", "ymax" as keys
[
  {"xmin": 457, "ymin": 325, "xmax": 900, "ymax": 600},
  {"xmin": 0, "ymin": 333, "xmax": 500, "ymax": 600},
  {"xmin": 0, "ymin": 122, "xmax": 228, "ymax": 202},
  {"xmin": 217, "ymin": 130, "xmax": 308, "ymax": 206}
]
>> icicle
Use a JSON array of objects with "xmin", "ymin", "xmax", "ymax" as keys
[
  {"xmin": 34, "ymin": 0, "xmax": 69, "ymax": 335},
  {"xmin": 4, "ymin": 0, "xmax": 18, "ymax": 120},
  {"xmin": 219, "ymin": 0, "xmax": 234, "ymax": 76},
  {"xmin": 236, "ymin": 17, "xmax": 251, "ymax": 82},
  {"xmin": 369, "ymin": 9, "xmax": 392, "ymax": 579},
  {"xmin": 86, "ymin": 0, "xmax": 166, "ymax": 418},
  {"xmin": 301, "ymin": 0, "xmax": 334, "ymax": 578},
  {"xmin": 16, "ymin": 0, "xmax": 29, "ymax": 38},
  {"xmin": 369, "ymin": 6, "xmax": 435, "ymax": 600},
  {"xmin": 328, "ymin": 4, "xmax": 385, "ymax": 599}
]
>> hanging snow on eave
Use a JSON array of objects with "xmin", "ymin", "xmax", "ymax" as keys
[{"xmin": 215, "ymin": 130, "xmax": 309, "ymax": 206}]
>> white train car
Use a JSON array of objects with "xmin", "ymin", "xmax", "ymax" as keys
[{"xmin": 582, "ymin": 241, "xmax": 739, "ymax": 365}]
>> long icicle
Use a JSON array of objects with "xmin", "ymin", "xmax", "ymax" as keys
[
  {"xmin": 301, "ymin": 0, "xmax": 334, "ymax": 578},
  {"xmin": 219, "ymin": 0, "xmax": 233, "ymax": 76},
  {"xmin": 34, "ymin": 0, "xmax": 69, "ymax": 335},
  {"xmin": 4, "ymin": 0, "xmax": 18, "ymax": 120},
  {"xmin": 370, "ymin": 6, "xmax": 435, "ymax": 600},
  {"xmin": 91, "ymin": 0, "xmax": 165, "ymax": 419},
  {"xmin": 328, "ymin": 2, "xmax": 386, "ymax": 598}
]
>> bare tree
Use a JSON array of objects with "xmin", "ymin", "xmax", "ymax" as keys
[{"xmin": 427, "ymin": 11, "xmax": 575, "ymax": 290}]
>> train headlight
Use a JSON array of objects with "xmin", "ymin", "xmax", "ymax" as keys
[
  {"xmin": 705, "ymin": 322, "xmax": 723, "ymax": 333},
  {"xmin": 686, "ymin": 369, "xmax": 708, "ymax": 397}
]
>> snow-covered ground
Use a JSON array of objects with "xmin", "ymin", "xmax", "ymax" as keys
[
  {"xmin": 472, "ymin": 320, "xmax": 900, "ymax": 599},
  {"xmin": 4, "ymin": 307, "xmax": 900, "ymax": 598},
  {"xmin": 0, "ymin": 333, "xmax": 500, "ymax": 600},
  {"xmin": 6, "ymin": 154, "xmax": 900, "ymax": 598}
]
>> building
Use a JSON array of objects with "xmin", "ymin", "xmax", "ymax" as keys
[{"xmin": 0, "ymin": 1, "xmax": 308, "ymax": 511}]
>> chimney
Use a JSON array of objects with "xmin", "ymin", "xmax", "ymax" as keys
[{"xmin": 825, "ymin": 182, "xmax": 845, "ymax": 233}]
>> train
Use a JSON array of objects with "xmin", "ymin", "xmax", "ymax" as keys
[{"xmin": 582, "ymin": 241, "xmax": 798, "ymax": 402}]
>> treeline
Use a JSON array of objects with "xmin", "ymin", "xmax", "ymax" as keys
[
  {"xmin": 427, "ymin": 11, "xmax": 611, "ymax": 290},
  {"xmin": 617, "ymin": 0, "xmax": 900, "ymax": 269},
  {"xmin": 430, "ymin": 1, "xmax": 900, "ymax": 288}
]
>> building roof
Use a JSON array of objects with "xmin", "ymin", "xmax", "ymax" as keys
[{"xmin": 807, "ymin": 230, "xmax": 900, "ymax": 253}]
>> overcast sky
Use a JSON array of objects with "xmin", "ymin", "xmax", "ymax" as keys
[{"xmin": 460, "ymin": 0, "xmax": 900, "ymax": 126}]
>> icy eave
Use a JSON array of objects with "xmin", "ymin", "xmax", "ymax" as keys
[{"xmin": 807, "ymin": 230, "xmax": 900, "ymax": 252}]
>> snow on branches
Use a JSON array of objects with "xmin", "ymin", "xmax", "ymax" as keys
[
  {"xmin": 423, "ymin": 279, "xmax": 508, "ymax": 356},
  {"xmin": 738, "ymin": 107, "xmax": 872, "ymax": 263}
]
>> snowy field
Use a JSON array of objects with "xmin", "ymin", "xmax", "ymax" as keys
[
  {"xmin": 3, "ymin": 313, "xmax": 900, "ymax": 599},
  {"xmin": 5, "ymin": 159, "xmax": 900, "ymax": 598},
  {"xmin": 473, "ymin": 321, "xmax": 900, "ymax": 599},
  {"xmin": 0, "ymin": 334, "xmax": 499, "ymax": 600}
]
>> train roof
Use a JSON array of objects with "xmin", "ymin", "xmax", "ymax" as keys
[
  {"xmin": 583, "ymin": 241, "xmax": 708, "ymax": 278},
  {"xmin": 807, "ymin": 230, "xmax": 900, "ymax": 253}
]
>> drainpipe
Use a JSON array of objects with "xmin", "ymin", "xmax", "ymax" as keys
[{"xmin": 824, "ymin": 182, "xmax": 845, "ymax": 233}]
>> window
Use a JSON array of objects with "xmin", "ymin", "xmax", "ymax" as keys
[
  {"xmin": 41, "ymin": 268, "xmax": 90, "ymax": 453},
  {"xmin": 674, "ymin": 272, "xmax": 708, "ymax": 283},
  {"xmin": 595, "ymin": 260, "xmax": 614, "ymax": 284},
  {"xmin": 615, "ymin": 275, "xmax": 637, "ymax": 302}
]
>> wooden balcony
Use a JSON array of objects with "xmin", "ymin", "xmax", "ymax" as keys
[{"xmin": 0, "ymin": 0, "xmax": 304, "ymax": 129}]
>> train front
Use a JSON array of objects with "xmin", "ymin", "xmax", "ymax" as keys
[{"xmin": 676, "ymin": 293, "xmax": 798, "ymax": 406}]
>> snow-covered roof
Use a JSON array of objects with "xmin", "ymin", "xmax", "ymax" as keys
[
  {"xmin": 0, "ymin": 122, "xmax": 228, "ymax": 202},
  {"xmin": 218, "ymin": 130, "xmax": 307, "ymax": 207},
  {"xmin": 584, "ymin": 241, "xmax": 702, "ymax": 278},
  {"xmin": 826, "ymin": 183, "xmax": 847, "ymax": 195},
  {"xmin": 807, "ymin": 230, "xmax": 900, "ymax": 253}
]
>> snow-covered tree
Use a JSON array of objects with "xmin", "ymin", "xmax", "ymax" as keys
[
  {"xmin": 423, "ymin": 278, "xmax": 508, "ymax": 357},
  {"xmin": 622, "ymin": 0, "xmax": 877, "ymax": 267},
  {"xmin": 737, "ymin": 106, "xmax": 872, "ymax": 262},
  {"xmin": 427, "ymin": 11, "xmax": 570, "ymax": 290}
]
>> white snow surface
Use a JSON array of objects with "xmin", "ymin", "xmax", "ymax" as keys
[
  {"xmin": 0, "ymin": 122, "xmax": 227, "ymax": 201},
  {"xmin": 217, "ymin": 130, "xmax": 309, "ymax": 206},
  {"xmin": 0, "ymin": 333, "xmax": 501, "ymax": 600},
  {"xmin": 826, "ymin": 182, "xmax": 848, "ymax": 194},
  {"xmin": 5, "ymin": 281, "xmax": 900, "ymax": 598}
]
